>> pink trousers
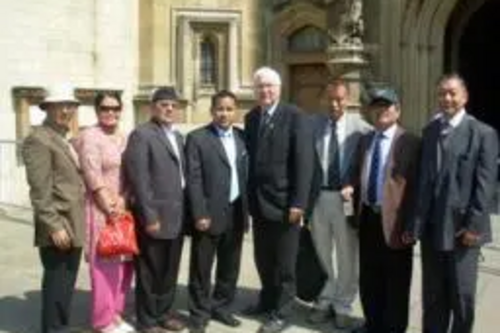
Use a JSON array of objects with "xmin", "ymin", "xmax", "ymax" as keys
[{"xmin": 90, "ymin": 257, "xmax": 134, "ymax": 329}]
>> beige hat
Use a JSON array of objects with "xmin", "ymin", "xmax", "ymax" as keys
[{"xmin": 40, "ymin": 84, "xmax": 80, "ymax": 110}]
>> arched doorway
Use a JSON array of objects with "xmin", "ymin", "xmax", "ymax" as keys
[{"xmin": 445, "ymin": 0, "xmax": 500, "ymax": 131}]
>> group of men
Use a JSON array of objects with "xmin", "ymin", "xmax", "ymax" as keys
[{"xmin": 23, "ymin": 66, "xmax": 497, "ymax": 333}]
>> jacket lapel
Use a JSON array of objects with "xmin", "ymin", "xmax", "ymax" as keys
[
  {"xmin": 259, "ymin": 104, "xmax": 282, "ymax": 141},
  {"xmin": 383, "ymin": 126, "xmax": 405, "ymax": 179},
  {"xmin": 314, "ymin": 115, "xmax": 328, "ymax": 163},
  {"xmin": 44, "ymin": 126, "xmax": 80, "ymax": 170},
  {"xmin": 208, "ymin": 125, "xmax": 230, "ymax": 168},
  {"xmin": 360, "ymin": 131, "xmax": 375, "ymax": 189},
  {"xmin": 151, "ymin": 121, "xmax": 180, "ymax": 163}
]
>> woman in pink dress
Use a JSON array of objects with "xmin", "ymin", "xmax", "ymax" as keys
[{"xmin": 75, "ymin": 92, "xmax": 134, "ymax": 333}]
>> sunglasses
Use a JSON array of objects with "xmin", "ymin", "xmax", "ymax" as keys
[{"xmin": 99, "ymin": 105, "xmax": 122, "ymax": 113}]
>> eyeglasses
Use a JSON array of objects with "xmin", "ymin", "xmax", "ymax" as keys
[{"xmin": 99, "ymin": 105, "xmax": 122, "ymax": 113}]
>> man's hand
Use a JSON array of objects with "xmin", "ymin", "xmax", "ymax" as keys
[
  {"xmin": 401, "ymin": 231, "xmax": 417, "ymax": 245},
  {"xmin": 340, "ymin": 186, "xmax": 354, "ymax": 202},
  {"xmin": 195, "ymin": 218, "xmax": 211, "ymax": 232},
  {"xmin": 50, "ymin": 229, "xmax": 71, "ymax": 250},
  {"xmin": 145, "ymin": 221, "xmax": 161, "ymax": 236},
  {"xmin": 288, "ymin": 207, "xmax": 304, "ymax": 225},
  {"xmin": 456, "ymin": 230, "xmax": 480, "ymax": 247}
]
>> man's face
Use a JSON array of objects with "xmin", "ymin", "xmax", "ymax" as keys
[
  {"xmin": 151, "ymin": 99, "xmax": 178, "ymax": 125},
  {"xmin": 46, "ymin": 103, "xmax": 78, "ymax": 129},
  {"xmin": 327, "ymin": 84, "xmax": 349, "ymax": 119},
  {"xmin": 370, "ymin": 101, "xmax": 400, "ymax": 130},
  {"xmin": 437, "ymin": 78, "xmax": 468, "ymax": 117},
  {"xmin": 254, "ymin": 76, "xmax": 281, "ymax": 107},
  {"xmin": 212, "ymin": 96, "xmax": 237, "ymax": 130}
]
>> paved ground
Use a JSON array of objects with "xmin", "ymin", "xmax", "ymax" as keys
[{"xmin": 1, "ymin": 204, "xmax": 500, "ymax": 333}]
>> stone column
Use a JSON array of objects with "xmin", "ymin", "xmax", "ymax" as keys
[{"xmin": 326, "ymin": 0, "xmax": 368, "ymax": 111}]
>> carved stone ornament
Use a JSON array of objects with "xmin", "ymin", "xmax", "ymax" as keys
[{"xmin": 328, "ymin": 0, "xmax": 364, "ymax": 46}]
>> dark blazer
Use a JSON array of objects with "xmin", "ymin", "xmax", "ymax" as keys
[
  {"xmin": 409, "ymin": 114, "xmax": 498, "ymax": 250},
  {"xmin": 123, "ymin": 120, "xmax": 186, "ymax": 240},
  {"xmin": 245, "ymin": 103, "xmax": 314, "ymax": 222},
  {"xmin": 352, "ymin": 126, "xmax": 420, "ymax": 249},
  {"xmin": 23, "ymin": 123, "xmax": 86, "ymax": 247},
  {"xmin": 185, "ymin": 124, "xmax": 249, "ymax": 234},
  {"xmin": 308, "ymin": 112, "xmax": 371, "ymax": 215}
]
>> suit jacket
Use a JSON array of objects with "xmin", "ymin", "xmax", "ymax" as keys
[
  {"xmin": 185, "ymin": 124, "xmax": 249, "ymax": 234},
  {"xmin": 409, "ymin": 114, "xmax": 498, "ymax": 250},
  {"xmin": 123, "ymin": 120, "xmax": 186, "ymax": 240},
  {"xmin": 352, "ymin": 126, "xmax": 420, "ymax": 249},
  {"xmin": 308, "ymin": 112, "xmax": 372, "ymax": 215},
  {"xmin": 23, "ymin": 123, "xmax": 85, "ymax": 247},
  {"xmin": 245, "ymin": 103, "xmax": 314, "ymax": 222}
]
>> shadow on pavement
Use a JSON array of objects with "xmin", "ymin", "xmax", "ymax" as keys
[{"xmin": 0, "ymin": 284, "xmax": 340, "ymax": 333}]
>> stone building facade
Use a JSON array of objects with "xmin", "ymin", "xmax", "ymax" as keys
[{"xmin": 0, "ymin": 0, "xmax": 499, "ymax": 204}]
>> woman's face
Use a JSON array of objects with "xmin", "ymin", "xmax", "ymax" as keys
[{"xmin": 97, "ymin": 95, "xmax": 122, "ymax": 128}]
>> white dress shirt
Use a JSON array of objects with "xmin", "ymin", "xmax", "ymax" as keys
[
  {"xmin": 215, "ymin": 126, "xmax": 240, "ymax": 202},
  {"xmin": 362, "ymin": 124, "xmax": 398, "ymax": 206}
]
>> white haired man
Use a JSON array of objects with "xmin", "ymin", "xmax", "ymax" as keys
[{"xmin": 244, "ymin": 67, "xmax": 314, "ymax": 333}]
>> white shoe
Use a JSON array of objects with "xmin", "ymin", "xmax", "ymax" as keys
[{"xmin": 117, "ymin": 321, "xmax": 135, "ymax": 333}]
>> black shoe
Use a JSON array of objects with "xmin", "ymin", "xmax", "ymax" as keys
[
  {"xmin": 212, "ymin": 311, "xmax": 241, "ymax": 327},
  {"xmin": 189, "ymin": 325, "xmax": 206, "ymax": 333},
  {"xmin": 257, "ymin": 316, "xmax": 289, "ymax": 333},
  {"xmin": 241, "ymin": 304, "xmax": 269, "ymax": 317}
]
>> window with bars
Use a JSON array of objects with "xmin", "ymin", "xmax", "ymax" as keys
[
  {"xmin": 288, "ymin": 25, "xmax": 327, "ymax": 53},
  {"xmin": 200, "ymin": 36, "xmax": 217, "ymax": 85}
]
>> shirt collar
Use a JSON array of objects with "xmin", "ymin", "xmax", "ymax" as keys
[
  {"xmin": 214, "ymin": 124, "xmax": 233, "ymax": 138},
  {"xmin": 161, "ymin": 123, "xmax": 177, "ymax": 133},
  {"xmin": 262, "ymin": 101, "xmax": 279, "ymax": 117},
  {"xmin": 377, "ymin": 123, "xmax": 398, "ymax": 140},
  {"xmin": 442, "ymin": 108, "xmax": 466, "ymax": 128}
]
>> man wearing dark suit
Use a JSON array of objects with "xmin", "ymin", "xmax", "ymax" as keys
[
  {"xmin": 186, "ymin": 90, "xmax": 248, "ymax": 333},
  {"xmin": 123, "ymin": 87, "xmax": 186, "ymax": 333},
  {"xmin": 245, "ymin": 67, "xmax": 314, "ymax": 333},
  {"xmin": 349, "ymin": 87, "xmax": 420, "ymax": 333},
  {"xmin": 23, "ymin": 84, "xmax": 85, "ymax": 333},
  {"xmin": 405, "ymin": 74, "xmax": 498, "ymax": 333},
  {"xmin": 307, "ymin": 80, "xmax": 371, "ymax": 329}
]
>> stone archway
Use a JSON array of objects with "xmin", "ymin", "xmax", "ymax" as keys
[{"xmin": 445, "ymin": 0, "xmax": 500, "ymax": 132}]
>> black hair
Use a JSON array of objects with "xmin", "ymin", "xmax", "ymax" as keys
[
  {"xmin": 210, "ymin": 90, "xmax": 238, "ymax": 110},
  {"xmin": 94, "ymin": 91, "xmax": 122, "ymax": 110}
]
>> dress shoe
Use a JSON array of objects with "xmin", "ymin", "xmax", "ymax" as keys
[
  {"xmin": 241, "ymin": 304, "xmax": 269, "ymax": 317},
  {"xmin": 141, "ymin": 327, "xmax": 165, "ymax": 333},
  {"xmin": 334, "ymin": 313, "xmax": 364, "ymax": 330},
  {"xmin": 189, "ymin": 325, "xmax": 206, "ymax": 333},
  {"xmin": 212, "ymin": 311, "xmax": 241, "ymax": 327},
  {"xmin": 161, "ymin": 313, "xmax": 185, "ymax": 331},
  {"xmin": 257, "ymin": 315, "xmax": 289, "ymax": 333},
  {"xmin": 350, "ymin": 325, "xmax": 369, "ymax": 333},
  {"xmin": 307, "ymin": 307, "xmax": 333, "ymax": 324}
]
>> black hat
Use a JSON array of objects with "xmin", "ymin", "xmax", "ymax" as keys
[
  {"xmin": 368, "ymin": 87, "xmax": 399, "ymax": 106},
  {"xmin": 151, "ymin": 86, "xmax": 179, "ymax": 103}
]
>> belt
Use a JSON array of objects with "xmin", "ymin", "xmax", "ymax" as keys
[
  {"xmin": 321, "ymin": 186, "xmax": 340, "ymax": 192},
  {"xmin": 363, "ymin": 204, "xmax": 381, "ymax": 214}
]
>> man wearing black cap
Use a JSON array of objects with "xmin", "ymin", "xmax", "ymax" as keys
[
  {"xmin": 124, "ymin": 87, "xmax": 186, "ymax": 333},
  {"xmin": 347, "ymin": 87, "xmax": 420, "ymax": 333},
  {"xmin": 406, "ymin": 74, "xmax": 498, "ymax": 333}
]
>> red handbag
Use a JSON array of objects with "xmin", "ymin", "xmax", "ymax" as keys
[{"xmin": 97, "ymin": 211, "xmax": 139, "ymax": 257}]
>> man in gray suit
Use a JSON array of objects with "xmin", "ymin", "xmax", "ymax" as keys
[
  {"xmin": 124, "ymin": 87, "xmax": 186, "ymax": 333},
  {"xmin": 307, "ymin": 80, "xmax": 371, "ymax": 329},
  {"xmin": 23, "ymin": 84, "xmax": 85, "ymax": 333},
  {"xmin": 405, "ymin": 74, "xmax": 498, "ymax": 333}
]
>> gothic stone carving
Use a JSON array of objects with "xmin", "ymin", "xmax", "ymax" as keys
[{"xmin": 328, "ymin": 0, "xmax": 364, "ymax": 46}]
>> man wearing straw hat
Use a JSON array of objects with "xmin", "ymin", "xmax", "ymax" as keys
[{"xmin": 23, "ymin": 84, "xmax": 85, "ymax": 333}]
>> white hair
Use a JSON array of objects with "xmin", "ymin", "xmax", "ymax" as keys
[{"xmin": 253, "ymin": 67, "xmax": 282, "ymax": 86}]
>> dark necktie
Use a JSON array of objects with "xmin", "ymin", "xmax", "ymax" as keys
[
  {"xmin": 437, "ymin": 119, "xmax": 451, "ymax": 171},
  {"xmin": 367, "ymin": 133, "xmax": 383, "ymax": 205},
  {"xmin": 259, "ymin": 111, "xmax": 271, "ymax": 137},
  {"xmin": 327, "ymin": 121, "xmax": 341, "ymax": 189}
]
